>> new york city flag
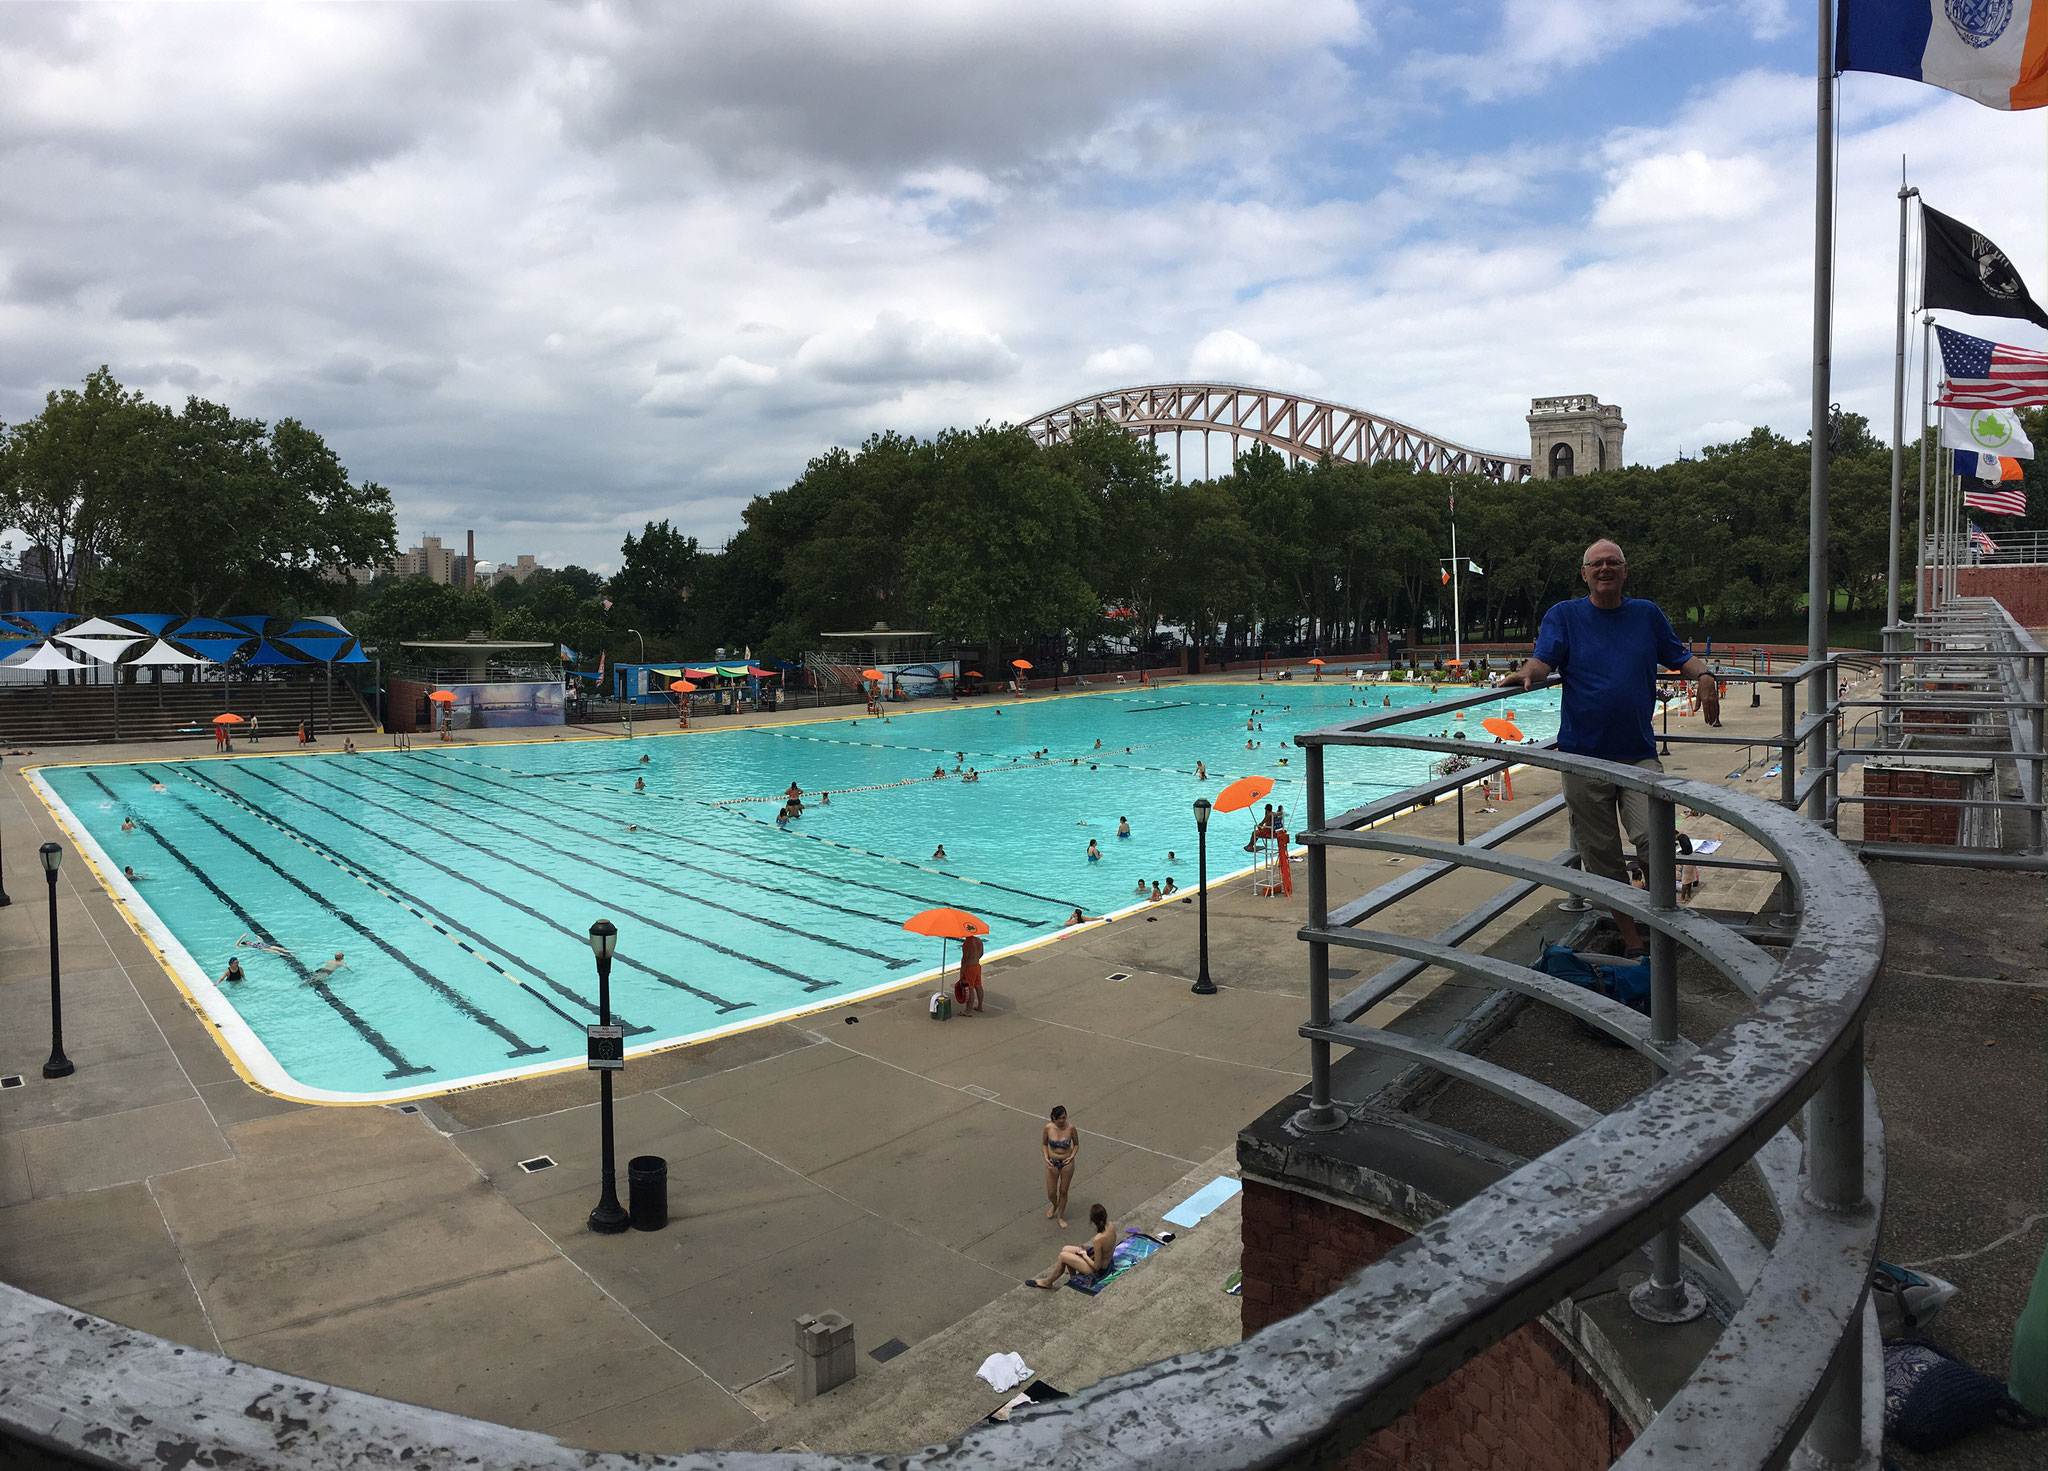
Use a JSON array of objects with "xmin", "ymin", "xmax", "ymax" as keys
[{"xmin": 1839, "ymin": 0, "xmax": 2048, "ymax": 110}]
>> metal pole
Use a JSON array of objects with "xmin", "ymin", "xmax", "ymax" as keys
[
  {"xmin": 2031, "ymin": 656, "xmax": 2046, "ymax": 855},
  {"xmin": 1886, "ymin": 184, "xmax": 1917, "ymax": 628},
  {"xmin": 1805, "ymin": 0, "xmax": 1835, "ymax": 827},
  {"xmin": 1781, "ymin": 679, "xmax": 1798, "ymax": 810},
  {"xmin": 588, "ymin": 944, "xmax": 628, "ymax": 1234},
  {"xmin": 42, "ymin": 849, "xmax": 72, "ymax": 1079},
  {"xmin": 0, "ymin": 757, "xmax": 11, "ymax": 908},
  {"xmin": 1295, "ymin": 745, "xmax": 1342, "ymax": 1131},
  {"xmin": 1630, "ymin": 793, "xmax": 1703, "ymax": 1323},
  {"xmin": 1451, "ymin": 518, "xmax": 1462, "ymax": 666},
  {"xmin": 1191, "ymin": 808, "xmax": 1216, "ymax": 995},
  {"xmin": 1795, "ymin": 1037, "xmax": 1871, "ymax": 1466},
  {"xmin": 1916, "ymin": 314, "xmax": 1933, "ymax": 614}
]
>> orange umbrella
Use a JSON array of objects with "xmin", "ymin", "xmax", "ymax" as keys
[
  {"xmin": 861, "ymin": 668, "xmax": 883, "ymax": 681},
  {"xmin": 670, "ymin": 679, "xmax": 696, "ymax": 693},
  {"xmin": 964, "ymin": 670, "xmax": 984, "ymax": 677},
  {"xmin": 427, "ymin": 690, "xmax": 457, "ymax": 703},
  {"xmin": 903, "ymin": 907, "xmax": 990, "ymax": 994},
  {"xmin": 1307, "ymin": 658, "xmax": 1325, "ymax": 666},
  {"xmin": 1445, "ymin": 658, "xmax": 1465, "ymax": 667},
  {"xmin": 1481, "ymin": 716, "xmax": 1523, "ymax": 741},
  {"xmin": 1011, "ymin": 659, "xmax": 1033, "ymax": 670},
  {"xmin": 211, "ymin": 712, "xmax": 245, "ymax": 725},
  {"xmin": 1214, "ymin": 774, "xmax": 1275, "ymax": 813}
]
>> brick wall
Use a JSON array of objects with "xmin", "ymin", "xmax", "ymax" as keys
[
  {"xmin": 1862, "ymin": 767, "xmax": 1963, "ymax": 845},
  {"xmin": 1955, "ymin": 565, "xmax": 2048, "ymax": 627},
  {"xmin": 1241, "ymin": 1180, "xmax": 1634, "ymax": 1470}
]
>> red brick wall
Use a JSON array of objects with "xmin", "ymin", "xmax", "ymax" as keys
[
  {"xmin": 1240, "ymin": 1180, "xmax": 1633, "ymax": 1471},
  {"xmin": 1955, "ymin": 565, "xmax": 2048, "ymax": 627},
  {"xmin": 1862, "ymin": 767, "xmax": 1963, "ymax": 845}
]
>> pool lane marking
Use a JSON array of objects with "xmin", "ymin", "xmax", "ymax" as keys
[
  {"xmin": 339, "ymin": 759, "xmax": 916, "ymax": 973},
  {"xmin": 277, "ymin": 760, "xmax": 812, "ymax": 1000},
  {"xmin": 150, "ymin": 771, "xmax": 551, "ymax": 1060},
  {"xmin": 429, "ymin": 751, "xmax": 1081, "ymax": 913},
  {"xmin": 413, "ymin": 757, "xmax": 1054, "ymax": 927},
  {"xmin": 392, "ymin": 756, "xmax": 1031, "ymax": 938},
  {"xmin": 185, "ymin": 764, "xmax": 642, "ymax": 1038},
  {"xmin": 218, "ymin": 762, "xmax": 751, "ymax": 1014},
  {"xmin": 81, "ymin": 771, "xmax": 433, "ymax": 1080}
]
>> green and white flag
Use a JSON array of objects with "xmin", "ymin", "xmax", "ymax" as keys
[{"xmin": 1940, "ymin": 405, "xmax": 2035, "ymax": 460}]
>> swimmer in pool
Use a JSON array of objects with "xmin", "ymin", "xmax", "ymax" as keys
[
  {"xmin": 1166, "ymin": 850, "xmax": 1177, "ymax": 865},
  {"xmin": 932, "ymin": 766, "xmax": 945, "ymax": 779},
  {"xmin": 219, "ymin": 958, "xmax": 246, "ymax": 985},
  {"xmin": 819, "ymin": 790, "xmax": 830, "ymax": 804},
  {"xmin": 122, "ymin": 865, "xmax": 146, "ymax": 882},
  {"xmin": 121, "ymin": 817, "xmax": 136, "ymax": 833},
  {"xmin": 1134, "ymin": 876, "xmax": 1151, "ymax": 895},
  {"xmin": 640, "ymin": 754, "xmax": 651, "ymax": 764},
  {"xmin": 932, "ymin": 844, "xmax": 948, "ymax": 861},
  {"xmin": 238, "ymin": 934, "xmax": 292, "ymax": 956},
  {"xmin": 1150, "ymin": 882, "xmax": 1162, "ymax": 901},
  {"xmin": 304, "ymin": 952, "xmax": 348, "ymax": 984},
  {"xmin": 150, "ymin": 780, "xmax": 167, "ymax": 792},
  {"xmin": 1085, "ymin": 840, "xmax": 1100, "ymax": 862},
  {"xmin": 775, "ymin": 811, "xmax": 789, "ymax": 829},
  {"xmin": 1163, "ymin": 877, "xmax": 1178, "ymax": 895},
  {"xmin": 634, "ymin": 777, "xmax": 646, "ymax": 792},
  {"xmin": 1116, "ymin": 816, "xmax": 1130, "ymax": 838}
]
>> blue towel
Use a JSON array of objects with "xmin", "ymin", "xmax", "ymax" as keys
[{"xmin": 1163, "ymin": 1176, "xmax": 1242, "ymax": 1228}]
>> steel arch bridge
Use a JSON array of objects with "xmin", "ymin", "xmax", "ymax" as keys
[{"xmin": 1021, "ymin": 382, "xmax": 1532, "ymax": 482}]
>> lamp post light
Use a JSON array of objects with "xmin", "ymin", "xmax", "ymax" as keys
[
  {"xmin": 1190, "ymin": 799, "xmax": 1216, "ymax": 995},
  {"xmin": 586, "ymin": 919, "xmax": 629, "ymax": 1234},
  {"xmin": 40, "ymin": 842, "xmax": 72, "ymax": 1078}
]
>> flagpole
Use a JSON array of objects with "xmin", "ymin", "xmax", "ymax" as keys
[
  {"xmin": 1450, "ymin": 515, "xmax": 1462, "ymax": 666},
  {"xmin": 1804, "ymin": 0, "xmax": 1835, "ymax": 825},
  {"xmin": 1886, "ymin": 180, "xmax": 1917, "ymax": 628},
  {"xmin": 1916, "ymin": 313, "xmax": 1932, "ymax": 614}
]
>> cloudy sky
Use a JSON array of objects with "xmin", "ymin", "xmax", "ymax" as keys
[{"xmin": 3, "ymin": 1, "xmax": 2044, "ymax": 572}]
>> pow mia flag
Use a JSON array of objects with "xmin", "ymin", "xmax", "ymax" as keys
[{"xmin": 1923, "ymin": 204, "xmax": 2048, "ymax": 329}]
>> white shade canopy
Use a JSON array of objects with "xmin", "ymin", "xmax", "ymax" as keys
[
  {"xmin": 128, "ymin": 639, "xmax": 207, "ymax": 667},
  {"xmin": 60, "ymin": 616, "xmax": 144, "ymax": 639},
  {"xmin": 56, "ymin": 635, "xmax": 142, "ymax": 663},
  {"xmin": 10, "ymin": 641, "xmax": 88, "ymax": 670}
]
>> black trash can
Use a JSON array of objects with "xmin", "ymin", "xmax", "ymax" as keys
[{"xmin": 627, "ymin": 1155, "xmax": 668, "ymax": 1232}]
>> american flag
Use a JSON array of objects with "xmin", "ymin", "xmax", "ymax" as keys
[
  {"xmin": 1969, "ymin": 524, "xmax": 1999, "ymax": 556},
  {"xmin": 1963, "ymin": 485, "xmax": 2028, "ymax": 517},
  {"xmin": 1937, "ymin": 326, "xmax": 2048, "ymax": 408}
]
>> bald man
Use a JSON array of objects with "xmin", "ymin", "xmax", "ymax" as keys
[{"xmin": 1500, "ymin": 540, "xmax": 1714, "ymax": 955}]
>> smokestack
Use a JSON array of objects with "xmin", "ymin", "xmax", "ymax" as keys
[{"xmin": 466, "ymin": 529, "xmax": 475, "ymax": 591}]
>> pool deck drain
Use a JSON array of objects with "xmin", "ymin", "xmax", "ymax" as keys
[{"xmin": 0, "ymin": 675, "xmax": 1860, "ymax": 1456}]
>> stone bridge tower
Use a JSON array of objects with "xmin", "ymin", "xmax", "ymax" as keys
[{"xmin": 1527, "ymin": 395, "xmax": 1625, "ymax": 478}]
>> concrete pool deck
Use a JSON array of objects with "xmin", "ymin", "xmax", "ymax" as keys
[{"xmin": 0, "ymin": 674, "xmax": 1804, "ymax": 1454}]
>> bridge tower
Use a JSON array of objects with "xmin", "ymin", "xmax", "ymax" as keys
[{"xmin": 1526, "ymin": 395, "xmax": 1624, "ymax": 478}]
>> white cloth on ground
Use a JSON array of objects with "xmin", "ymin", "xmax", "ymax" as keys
[{"xmin": 976, "ymin": 1352, "xmax": 1032, "ymax": 1392}]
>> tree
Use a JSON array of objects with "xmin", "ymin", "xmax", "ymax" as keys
[
  {"xmin": 608, "ymin": 520, "xmax": 702, "ymax": 639},
  {"xmin": 357, "ymin": 579, "xmax": 499, "ymax": 657},
  {"xmin": 93, "ymin": 400, "xmax": 397, "ymax": 616},
  {"xmin": 0, "ymin": 367, "xmax": 157, "ymax": 610}
]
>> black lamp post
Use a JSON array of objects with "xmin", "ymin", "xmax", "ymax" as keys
[
  {"xmin": 1191, "ymin": 799, "xmax": 1216, "ymax": 995},
  {"xmin": 0, "ymin": 757, "xmax": 12, "ymax": 908},
  {"xmin": 41, "ymin": 842, "xmax": 72, "ymax": 1078},
  {"xmin": 586, "ymin": 919, "xmax": 629, "ymax": 1234}
]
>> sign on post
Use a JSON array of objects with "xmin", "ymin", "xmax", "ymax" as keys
[{"xmin": 586, "ymin": 1024, "xmax": 625, "ymax": 1071}]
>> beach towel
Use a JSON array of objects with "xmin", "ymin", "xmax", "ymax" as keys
[
  {"xmin": 1066, "ymin": 1231, "xmax": 1164, "ymax": 1295},
  {"xmin": 1164, "ymin": 1175, "xmax": 1243, "ymax": 1229}
]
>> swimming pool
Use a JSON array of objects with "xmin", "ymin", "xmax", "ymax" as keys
[{"xmin": 34, "ymin": 681, "xmax": 1559, "ymax": 1102}]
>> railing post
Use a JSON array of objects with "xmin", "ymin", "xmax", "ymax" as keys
[
  {"xmin": 2029, "ymin": 654, "xmax": 2045, "ymax": 857},
  {"xmin": 1794, "ymin": 1033, "xmax": 1874, "ymax": 1469},
  {"xmin": 1294, "ymin": 743, "xmax": 1344, "ymax": 1133},
  {"xmin": 1629, "ymin": 790, "xmax": 1706, "ymax": 1324},
  {"xmin": 1879, "ymin": 625, "xmax": 1902, "ymax": 748},
  {"xmin": 1780, "ymin": 678, "xmax": 1798, "ymax": 810}
]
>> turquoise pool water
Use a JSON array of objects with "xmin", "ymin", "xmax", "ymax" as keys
[{"xmin": 37, "ymin": 681, "xmax": 1559, "ymax": 1101}]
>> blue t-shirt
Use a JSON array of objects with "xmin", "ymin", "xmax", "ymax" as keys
[{"xmin": 1532, "ymin": 597, "xmax": 1692, "ymax": 761}]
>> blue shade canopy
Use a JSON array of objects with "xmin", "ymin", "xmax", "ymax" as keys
[
  {"xmin": 286, "ymin": 616, "xmax": 353, "ymax": 636},
  {"xmin": 176, "ymin": 636, "xmax": 252, "ymax": 665},
  {"xmin": 334, "ymin": 643, "xmax": 372, "ymax": 665},
  {"xmin": 171, "ymin": 618, "xmax": 249, "ymax": 638},
  {"xmin": 225, "ymin": 616, "xmax": 272, "ymax": 634},
  {"xmin": 281, "ymin": 635, "xmax": 350, "ymax": 662},
  {"xmin": 247, "ymin": 640, "xmax": 304, "ymax": 666},
  {"xmin": 114, "ymin": 614, "xmax": 181, "ymax": 635},
  {"xmin": 6, "ymin": 613, "xmax": 75, "ymax": 635}
]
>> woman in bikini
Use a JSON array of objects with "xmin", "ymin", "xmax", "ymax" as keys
[
  {"xmin": 1042, "ymin": 1105, "xmax": 1079, "ymax": 1226},
  {"xmin": 1027, "ymin": 1203, "xmax": 1115, "ymax": 1289}
]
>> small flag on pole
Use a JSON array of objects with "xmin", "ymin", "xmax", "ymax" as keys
[
  {"xmin": 1837, "ymin": 4, "xmax": 2048, "ymax": 112},
  {"xmin": 1964, "ymin": 484, "xmax": 2028, "ymax": 516},
  {"xmin": 1970, "ymin": 523, "xmax": 2000, "ymax": 555},
  {"xmin": 1956, "ymin": 450, "xmax": 2025, "ymax": 482},
  {"xmin": 1920, "ymin": 206, "xmax": 2048, "ymax": 328},
  {"xmin": 1937, "ymin": 326, "xmax": 2048, "ymax": 407},
  {"xmin": 560, "ymin": 643, "xmax": 577, "ymax": 662},
  {"xmin": 1440, "ymin": 569, "xmax": 1450, "ymax": 585},
  {"xmin": 1467, "ymin": 560, "xmax": 1482, "ymax": 575}
]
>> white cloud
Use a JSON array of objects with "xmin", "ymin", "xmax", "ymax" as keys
[
  {"xmin": 1186, "ymin": 330, "xmax": 1323, "ymax": 388},
  {"xmin": 1082, "ymin": 344, "xmax": 1156, "ymax": 379},
  {"xmin": 1592, "ymin": 149, "xmax": 1777, "ymax": 228},
  {"xmin": 637, "ymin": 356, "xmax": 780, "ymax": 418},
  {"xmin": 794, "ymin": 310, "xmax": 1018, "ymax": 387}
]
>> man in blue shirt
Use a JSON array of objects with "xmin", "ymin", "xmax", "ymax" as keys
[{"xmin": 1500, "ymin": 540, "xmax": 1715, "ymax": 954}]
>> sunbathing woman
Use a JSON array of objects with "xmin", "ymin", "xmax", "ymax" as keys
[
  {"xmin": 1027, "ymin": 1203, "xmax": 1115, "ymax": 1289},
  {"xmin": 1042, "ymin": 1105, "xmax": 1079, "ymax": 1224}
]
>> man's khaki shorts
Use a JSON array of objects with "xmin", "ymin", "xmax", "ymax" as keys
[{"xmin": 1562, "ymin": 757, "xmax": 1664, "ymax": 885}]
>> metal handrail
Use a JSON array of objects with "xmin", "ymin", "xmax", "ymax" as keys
[{"xmin": 0, "ymin": 687, "xmax": 1888, "ymax": 1471}]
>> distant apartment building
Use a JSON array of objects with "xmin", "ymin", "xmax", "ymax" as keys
[
  {"xmin": 492, "ymin": 555, "xmax": 539, "ymax": 586},
  {"xmin": 348, "ymin": 538, "xmax": 539, "ymax": 588}
]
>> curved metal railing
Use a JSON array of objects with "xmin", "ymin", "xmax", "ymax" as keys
[{"xmin": 1, "ymin": 685, "xmax": 1886, "ymax": 1470}]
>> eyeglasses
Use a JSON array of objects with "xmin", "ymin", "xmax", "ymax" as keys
[{"xmin": 1582, "ymin": 558, "xmax": 1626, "ymax": 569}]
